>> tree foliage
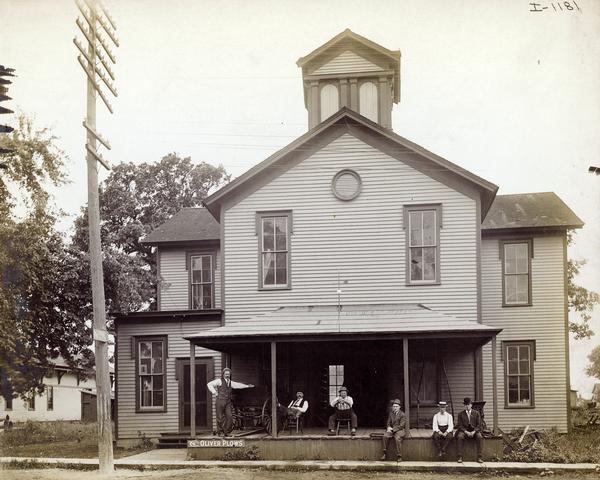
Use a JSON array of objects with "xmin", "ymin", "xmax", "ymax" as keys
[
  {"xmin": 586, "ymin": 345, "xmax": 600, "ymax": 381},
  {"xmin": 567, "ymin": 232, "xmax": 599, "ymax": 339},
  {"xmin": 71, "ymin": 154, "xmax": 230, "ymax": 316},
  {"xmin": 0, "ymin": 116, "xmax": 92, "ymax": 399}
]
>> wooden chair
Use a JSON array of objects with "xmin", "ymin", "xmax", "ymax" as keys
[
  {"xmin": 287, "ymin": 414, "xmax": 304, "ymax": 435},
  {"xmin": 335, "ymin": 410, "xmax": 352, "ymax": 435}
]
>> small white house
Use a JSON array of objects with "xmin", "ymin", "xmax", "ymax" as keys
[{"xmin": 0, "ymin": 358, "xmax": 112, "ymax": 423}]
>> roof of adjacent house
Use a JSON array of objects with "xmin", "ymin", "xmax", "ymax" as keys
[
  {"xmin": 185, "ymin": 304, "xmax": 501, "ymax": 347},
  {"xmin": 140, "ymin": 207, "xmax": 220, "ymax": 245},
  {"xmin": 482, "ymin": 192, "xmax": 584, "ymax": 232}
]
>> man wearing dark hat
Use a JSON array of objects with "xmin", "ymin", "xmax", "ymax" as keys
[
  {"xmin": 381, "ymin": 399, "xmax": 407, "ymax": 461},
  {"xmin": 287, "ymin": 391, "xmax": 309, "ymax": 418},
  {"xmin": 432, "ymin": 401, "xmax": 454, "ymax": 458},
  {"xmin": 328, "ymin": 386, "xmax": 357, "ymax": 436},
  {"xmin": 207, "ymin": 367, "xmax": 254, "ymax": 437},
  {"xmin": 456, "ymin": 397, "xmax": 483, "ymax": 463}
]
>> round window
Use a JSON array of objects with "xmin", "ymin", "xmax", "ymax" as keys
[{"xmin": 331, "ymin": 169, "xmax": 362, "ymax": 201}]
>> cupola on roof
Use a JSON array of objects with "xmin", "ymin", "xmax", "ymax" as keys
[{"xmin": 297, "ymin": 29, "xmax": 401, "ymax": 130}]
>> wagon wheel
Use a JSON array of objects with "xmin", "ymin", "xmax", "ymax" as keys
[{"xmin": 261, "ymin": 396, "xmax": 280, "ymax": 435}]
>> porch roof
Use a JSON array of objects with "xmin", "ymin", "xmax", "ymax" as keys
[{"xmin": 185, "ymin": 304, "xmax": 501, "ymax": 346}]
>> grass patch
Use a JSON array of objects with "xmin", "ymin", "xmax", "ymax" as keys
[
  {"xmin": 0, "ymin": 421, "xmax": 152, "ymax": 459},
  {"xmin": 504, "ymin": 426, "xmax": 600, "ymax": 463}
]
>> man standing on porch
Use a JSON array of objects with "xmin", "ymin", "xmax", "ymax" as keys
[
  {"xmin": 328, "ymin": 386, "xmax": 357, "ymax": 436},
  {"xmin": 207, "ymin": 368, "xmax": 254, "ymax": 437},
  {"xmin": 456, "ymin": 397, "xmax": 484, "ymax": 463},
  {"xmin": 381, "ymin": 399, "xmax": 407, "ymax": 461},
  {"xmin": 432, "ymin": 401, "xmax": 454, "ymax": 458}
]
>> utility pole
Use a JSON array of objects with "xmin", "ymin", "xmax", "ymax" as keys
[{"xmin": 74, "ymin": 0, "xmax": 119, "ymax": 473}]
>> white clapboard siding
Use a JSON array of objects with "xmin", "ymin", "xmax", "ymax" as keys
[
  {"xmin": 224, "ymin": 133, "xmax": 478, "ymax": 324},
  {"xmin": 311, "ymin": 50, "xmax": 385, "ymax": 75},
  {"xmin": 116, "ymin": 319, "xmax": 221, "ymax": 439},
  {"xmin": 481, "ymin": 235, "xmax": 568, "ymax": 432},
  {"xmin": 159, "ymin": 247, "xmax": 221, "ymax": 310}
]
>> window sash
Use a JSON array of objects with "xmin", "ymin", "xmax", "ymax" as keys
[
  {"xmin": 138, "ymin": 339, "xmax": 165, "ymax": 409},
  {"xmin": 328, "ymin": 364, "xmax": 344, "ymax": 403},
  {"xmin": 503, "ymin": 242, "xmax": 530, "ymax": 305},
  {"xmin": 190, "ymin": 254, "xmax": 213, "ymax": 309},
  {"xmin": 505, "ymin": 343, "xmax": 533, "ymax": 407},
  {"xmin": 261, "ymin": 216, "xmax": 288, "ymax": 287},
  {"xmin": 5, "ymin": 397, "xmax": 12, "ymax": 410},
  {"xmin": 46, "ymin": 386, "xmax": 54, "ymax": 411},
  {"xmin": 408, "ymin": 210, "xmax": 437, "ymax": 283}
]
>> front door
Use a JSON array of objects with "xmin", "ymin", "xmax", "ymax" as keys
[{"xmin": 178, "ymin": 358, "xmax": 213, "ymax": 432}]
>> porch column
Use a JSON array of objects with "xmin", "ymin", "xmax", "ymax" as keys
[
  {"xmin": 270, "ymin": 341, "xmax": 278, "ymax": 437},
  {"xmin": 403, "ymin": 337, "xmax": 410, "ymax": 429},
  {"xmin": 491, "ymin": 336, "xmax": 498, "ymax": 434},
  {"xmin": 190, "ymin": 342, "xmax": 196, "ymax": 438}
]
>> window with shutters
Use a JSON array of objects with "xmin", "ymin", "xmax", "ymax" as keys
[
  {"xmin": 501, "ymin": 239, "xmax": 533, "ymax": 306},
  {"xmin": 257, "ymin": 211, "xmax": 292, "ymax": 290},
  {"xmin": 359, "ymin": 81, "xmax": 378, "ymax": 122},
  {"xmin": 503, "ymin": 340, "xmax": 535, "ymax": 408},
  {"xmin": 320, "ymin": 83, "xmax": 339, "ymax": 121}
]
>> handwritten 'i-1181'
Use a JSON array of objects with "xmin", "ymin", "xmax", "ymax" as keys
[{"xmin": 529, "ymin": 1, "xmax": 581, "ymax": 12}]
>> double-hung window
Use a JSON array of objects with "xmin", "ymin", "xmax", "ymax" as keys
[
  {"xmin": 258, "ymin": 211, "xmax": 292, "ymax": 289},
  {"xmin": 190, "ymin": 254, "xmax": 213, "ymax": 309},
  {"xmin": 404, "ymin": 204, "xmax": 441, "ymax": 284},
  {"xmin": 504, "ymin": 341, "xmax": 535, "ymax": 407},
  {"xmin": 46, "ymin": 386, "xmax": 54, "ymax": 411},
  {"xmin": 501, "ymin": 240, "xmax": 532, "ymax": 306},
  {"xmin": 136, "ymin": 336, "xmax": 167, "ymax": 411}
]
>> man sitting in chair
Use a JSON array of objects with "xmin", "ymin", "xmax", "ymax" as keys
[
  {"xmin": 328, "ymin": 386, "xmax": 357, "ymax": 436},
  {"xmin": 287, "ymin": 391, "xmax": 309, "ymax": 418}
]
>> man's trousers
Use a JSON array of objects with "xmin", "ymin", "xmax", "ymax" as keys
[
  {"xmin": 215, "ymin": 398, "xmax": 233, "ymax": 435},
  {"xmin": 432, "ymin": 430, "xmax": 454, "ymax": 453}
]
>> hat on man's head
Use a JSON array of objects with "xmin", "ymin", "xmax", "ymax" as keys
[
  {"xmin": 339, "ymin": 386, "xmax": 348, "ymax": 393},
  {"xmin": 392, "ymin": 398, "xmax": 402, "ymax": 406},
  {"xmin": 438, "ymin": 401, "xmax": 448, "ymax": 407},
  {"xmin": 463, "ymin": 397, "xmax": 472, "ymax": 406},
  {"xmin": 222, "ymin": 368, "xmax": 232, "ymax": 374},
  {"xmin": 296, "ymin": 391, "xmax": 304, "ymax": 396}
]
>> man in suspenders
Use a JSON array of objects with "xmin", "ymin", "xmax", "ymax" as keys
[
  {"xmin": 207, "ymin": 368, "xmax": 254, "ymax": 437},
  {"xmin": 432, "ymin": 400, "xmax": 454, "ymax": 458}
]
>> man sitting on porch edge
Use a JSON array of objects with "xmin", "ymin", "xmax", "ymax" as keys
[
  {"xmin": 207, "ymin": 367, "xmax": 254, "ymax": 437},
  {"xmin": 432, "ymin": 400, "xmax": 454, "ymax": 458},
  {"xmin": 328, "ymin": 386, "xmax": 357, "ymax": 436},
  {"xmin": 381, "ymin": 398, "xmax": 407, "ymax": 461},
  {"xmin": 456, "ymin": 397, "xmax": 483, "ymax": 463}
]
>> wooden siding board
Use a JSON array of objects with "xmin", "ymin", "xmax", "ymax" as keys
[
  {"xmin": 224, "ymin": 133, "xmax": 478, "ymax": 325},
  {"xmin": 159, "ymin": 247, "xmax": 221, "ymax": 310},
  {"xmin": 116, "ymin": 319, "xmax": 221, "ymax": 439},
  {"xmin": 481, "ymin": 235, "xmax": 568, "ymax": 432},
  {"xmin": 310, "ymin": 50, "xmax": 386, "ymax": 76}
]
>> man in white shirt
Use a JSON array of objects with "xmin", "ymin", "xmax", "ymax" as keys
[
  {"xmin": 287, "ymin": 391, "xmax": 309, "ymax": 418},
  {"xmin": 432, "ymin": 401, "xmax": 454, "ymax": 458},
  {"xmin": 328, "ymin": 386, "xmax": 357, "ymax": 436},
  {"xmin": 206, "ymin": 368, "xmax": 254, "ymax": 437}
]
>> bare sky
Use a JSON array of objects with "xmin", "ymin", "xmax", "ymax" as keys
[{"xmin": 1, "ymin": 0, "xmax": 599, "ymax": 396}]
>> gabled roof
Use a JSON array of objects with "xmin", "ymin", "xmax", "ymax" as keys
[
  {"xmin": 141, "ymin": 207, "xmax": 220, "ymax": 245},
  {"xmin": 297, "ymin": 29, "xmax": 401, "ymax": 103},
  {"xmin": 482, "ymin": 192, "xmax": 584, "ymax": 232},
  {"xmin": 185, "ymin": 304, "xmax": 501, "ymax": 348},
  {"xmin": 203, "ymin": 107, "xmax": 498, "ymax": 220}
]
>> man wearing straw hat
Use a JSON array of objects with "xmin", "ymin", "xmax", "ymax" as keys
[
  {"xmin": 432, "ymin": 400, "xmax": 454, "ymax": 458},
  {"xmin": 328, "ymin": 386, "xmax": 357, "ymax": 436}
]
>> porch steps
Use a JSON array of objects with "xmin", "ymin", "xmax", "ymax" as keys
[{"xmin": 158, "ymin": 436, "xmax": 189, "ymax": 449}]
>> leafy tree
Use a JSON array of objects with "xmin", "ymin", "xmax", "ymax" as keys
[
  {"xmin": 0, "ymin": 115, "xmax": 92, "ymax": 399},
  {"xmin": 567, "ymin": 232, "xmax": 599, "ymax": 339},
  {"xmin": 71, "ymin": 154, "xmax": 230, "ymax": 315},
  {"xmin": 586, "ymin": 345, "xmax": 600, "ymax": 380}
]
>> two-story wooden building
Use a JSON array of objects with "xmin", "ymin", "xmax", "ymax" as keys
[{"xmin": 114, "ymin": 30, "xmax": 583, "ymax": 448}]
